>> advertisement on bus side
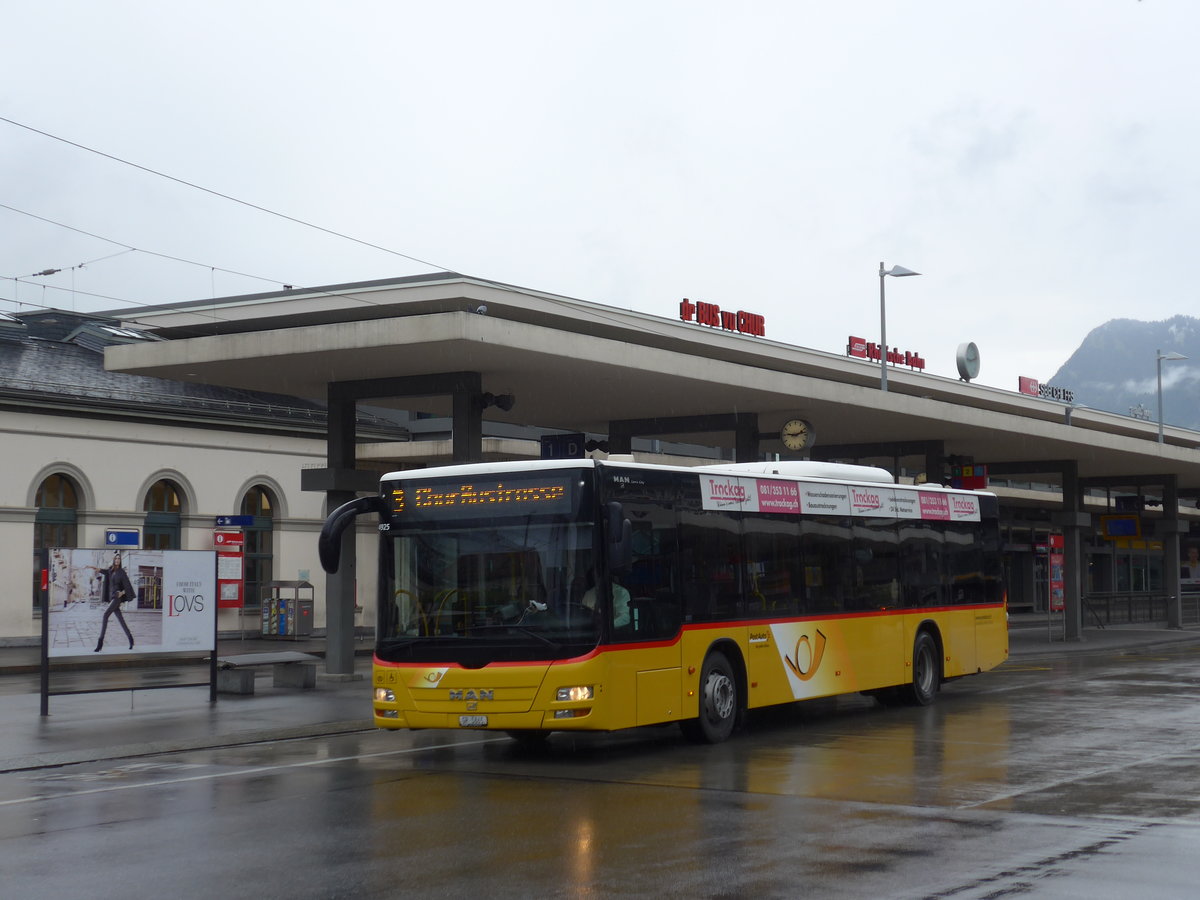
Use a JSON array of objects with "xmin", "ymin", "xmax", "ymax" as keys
[{"xmin": 698, "ymin": 475, "xmax": 980, "ymax": 521}]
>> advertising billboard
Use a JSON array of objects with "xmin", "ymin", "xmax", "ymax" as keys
[{"xmin": 46, "ymin": 548, "xmax": 216, "ymax": 657}]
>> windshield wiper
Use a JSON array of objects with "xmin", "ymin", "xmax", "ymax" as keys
[{"xmin": 378, "ymin": 635, "xmax": 420, "ymax": 647}]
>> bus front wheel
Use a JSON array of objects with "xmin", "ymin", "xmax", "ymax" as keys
[
  {"xmin": 682, "ymin": 651, "xmax": 738, "ymax": 743},
  {"xmin": 905, "ymin": 631, "xmax": 940, "ymax": 706}
]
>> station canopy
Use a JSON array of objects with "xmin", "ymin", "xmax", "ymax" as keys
[{"xmin": 103, "ymin": 271, "xmax": 1200, "ymax": 492}]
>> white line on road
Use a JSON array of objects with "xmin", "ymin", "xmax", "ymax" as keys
[{"xmin": 0, "ymin": 735, "xmax": 506, "ymax": 807}]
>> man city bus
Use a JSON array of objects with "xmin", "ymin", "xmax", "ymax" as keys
[{"xmin": 318, "ymin": 459, "xmax": 1007, "ymax": 745}]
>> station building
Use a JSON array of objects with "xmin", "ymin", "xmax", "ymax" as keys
[{"xmin": 7, "ymin": 273, "xmax": 1200, "ymax": 667}]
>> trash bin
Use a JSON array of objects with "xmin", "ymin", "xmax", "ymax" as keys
[{"xmin": 263, "ymin": 580, "xmax": 315, "ymax": 638}]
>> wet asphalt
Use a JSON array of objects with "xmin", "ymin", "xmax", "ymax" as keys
[{"xmin": 1, "ymin": 614, "xmax": 1198, "ymax": 773}]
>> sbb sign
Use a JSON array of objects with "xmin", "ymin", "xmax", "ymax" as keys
[
  {"xmin": 847, "ymin": 335, "xmax": 926, "ymax": 372},
  {"xmin": 1019, "ymin": 376, "xmax": 1075, "ymax": 403}
]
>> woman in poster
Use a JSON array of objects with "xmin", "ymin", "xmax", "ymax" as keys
[{"xmin": 95, "ymin": 552, "xmax": 137, "ymax": 651}]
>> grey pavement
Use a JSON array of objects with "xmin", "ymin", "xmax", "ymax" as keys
[
  {"xmin": 1005, "ymin": 611, "xmax": 1200, "ymax": 661},
  {"xmin": 0, "ymin": 633, "xmax": 376, "ymax": 773},
  {"xmin": 2, "ymin": 615, "xmax": 1199, "ymax": 774}
]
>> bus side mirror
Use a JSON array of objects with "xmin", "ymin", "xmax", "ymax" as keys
[
  {"xmin": 319, "ymin": 496, "xmax": 385, "ymax": 573},
  {"xmin": 607, "ymin": 502, "xmax": 633, "ymax": 574}
]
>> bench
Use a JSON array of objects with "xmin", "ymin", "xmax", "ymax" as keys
[{"xmin": 216, "ymin": 651, "xmax": 320, "ymax": 695}]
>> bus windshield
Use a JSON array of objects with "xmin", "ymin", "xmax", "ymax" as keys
[{"xmin": 381, "ymin": 519, "xmax": 600, "ymax": 664}]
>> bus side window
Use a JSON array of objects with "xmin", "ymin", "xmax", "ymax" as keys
[
  {"xmin": 899, "ymin": 521, "xmax": 944, "ymax": 608},
  {"xmin": 946, "ymin": 523, "xmax": 983, "ymax": 604},
  {"xmin": 800, "ymin": 518, "xmax": 854, "ymax": 614},
  {"xmin": 742, "ymin": 512, "xmax": 801, "ymax": 618},
  {"xmin": 852, "ymin": 518, "xmax": 900, "ymax": 610},
  {"xmin": 678, "ymin": 508, "xmax": 742, "ymax": 623}
]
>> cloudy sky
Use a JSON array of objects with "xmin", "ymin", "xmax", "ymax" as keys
[{"xmin": 2, "ymin": 1, "xmax": 1194, "ymax": 394}]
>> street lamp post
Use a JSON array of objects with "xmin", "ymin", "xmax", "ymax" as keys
[
  {"xmin": 878, "ymin": 262, "xmax": 920, "ymax": 392},
  {"xmin": 1156, "ymin": 349, "xmax": 1187, "ymax": 443}
]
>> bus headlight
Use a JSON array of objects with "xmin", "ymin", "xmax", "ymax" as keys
[
  {"xmin": 556, "ymin": 685, "xmax": 594, "ymax": 702},
  {"xmin": 375, "ymin": 688, "xmax": 396, "ymax": 703}
]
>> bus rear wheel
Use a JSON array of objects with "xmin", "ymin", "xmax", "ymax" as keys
[
  {"xmin": 905, "ymin": 631, "xmax": 940, "ymax": 706},
  {"xmin": 681, "ymin": 650, "xmax": 739, "ymax": 743}
]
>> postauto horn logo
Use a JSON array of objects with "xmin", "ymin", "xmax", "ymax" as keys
[{"xmin": 784, "ymin": 629, "xmax": 827, "ymax": 682}]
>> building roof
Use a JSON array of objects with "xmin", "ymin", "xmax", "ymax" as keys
[{"xmin": 0, "ymin": 308, "xmax": 410, "ymax": 440}]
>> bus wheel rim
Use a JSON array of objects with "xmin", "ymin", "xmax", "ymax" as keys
[
  {"xmin": 706, "ymin": 672, "xmax": 735, "ymax": 721},
  {"xmin": 915, "ymin": 646, "xmax": 932, "ymax": 693}
]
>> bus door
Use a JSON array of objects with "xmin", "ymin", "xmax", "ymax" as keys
[
  {"xmin": 741, "ymin": 513, "xmax": 805, "ymax": 706},
  {"xmin": 944, "ymin": 523, "xmax": 983, "ymax": 676},
  {"xmin": 602, "ymin": 484, "xmax": 683, "ymax": 727}
]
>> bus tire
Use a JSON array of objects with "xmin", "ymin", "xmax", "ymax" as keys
[
  {"xmin": 905, "ymin": 631, "xmax": 940, "ymax": 706},
  {"xmin": 682, "ymin": 650, "xmax": 739, "ymax": 744}
]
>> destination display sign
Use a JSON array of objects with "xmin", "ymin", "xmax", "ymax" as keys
[{"xmin": 386, "ymin": 475, "xmax": 576, "ymax": 519}]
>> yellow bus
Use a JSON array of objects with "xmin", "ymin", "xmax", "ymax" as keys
[{"xmin": 319, "ymin": 459, "xmax": 1007, "ymax": 745}]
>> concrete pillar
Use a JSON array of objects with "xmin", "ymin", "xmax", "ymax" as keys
[
  {"xmin": 1057, "ymin": 462, "xmax": 1087, "ymax": 642},
  {"xmin": 1164, "ymin": 476, "xmax": 1183, "ymax": 629},
  {"xmin": 1016, "ymin": 548, "xmax": 1037, "ymax": 611},
  {"xmin": 325, "ymin": 389, "xmax": 358, "ymax": 676},
  {"xmin": 926, "ymin": 445, "xmax": 944, "ymax": 485},
  {"xmin": 608, "ymin": 432, "xmax": 632, "ymax": 455},
  {"xmin": 734, "ymin": 413, "xmax": 759, "ymax": 463},
  {"xmin": 309, "ymin": 372, "xmax": 483, "ymax": 675},
  {"xmin": 452, "ymin": 389, "xmax": 483, "ymax": 463}
]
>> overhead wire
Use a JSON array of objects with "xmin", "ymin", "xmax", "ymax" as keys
[
  {"xmin": 0, "ymin": 201, "xmax": 302, "ymax": 302},
  {"xmin": 2, "ymin": 190, "xmax": 643, "ymax": 342},
  {"xmin": 0, "ymin": 279, "xmax": 132, "ymax": 308},
  {"xmin": 0, "ymin": 115, "xmax": 645, "ymax": 336},
  {"xmin": 78, "ymin": 249, "xmax": 136, "ymax": 267},
  {"xmin": 0, "ymin": 202, "xmax": 457, "ymax": 327},
  {"xmin": 0, "ymin": 114, "xmax": 462, "ymax": 275},
  {"xmin": 0, "ymin": 115, "xmax": 475, "ymax": 324},
  {"xmin": 0, "ymin": 120, "xmax": 681, "ymax": 418}
]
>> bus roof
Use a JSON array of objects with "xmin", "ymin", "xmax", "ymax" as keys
[
  {"xmin": 381, "ymin": 458, "xmax": 597, "ymax": 482},
  {"xmin": 697, "ymin": 460, "xmax": 895, "ymax": 483},
  {"xmin": 380, "ymin": 458, "xmax": 994, "ymax": 498}
]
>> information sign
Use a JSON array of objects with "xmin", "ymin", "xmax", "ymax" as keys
[
  {"xmin": 214, "ymin": 531, "xmax": 245, "ymax": 550},
  {"xmin": 105, "ymin": 529, "xmax": 140, "ymax": 547}
]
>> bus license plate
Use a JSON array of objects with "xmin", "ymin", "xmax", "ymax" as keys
[{"xmin": 459, "ymin": 715, "xmax": 488, "ymax": 727}]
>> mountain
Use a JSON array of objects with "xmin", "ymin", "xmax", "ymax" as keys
[{"xmin": 1048, "ymin": 316, "xmax": 1200, "ymax": 430}]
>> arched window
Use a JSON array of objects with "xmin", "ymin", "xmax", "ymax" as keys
[
  {"xmin": 143, "ymin": 479, "xmax": 183, "ymax": 550},
  {"xmin": 34, "ymin": 473, "xmax": 80, "ymax": 609},
  {"xmin": 240, "ymin": 485, "xmax": 276, "ymax": 608}
]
